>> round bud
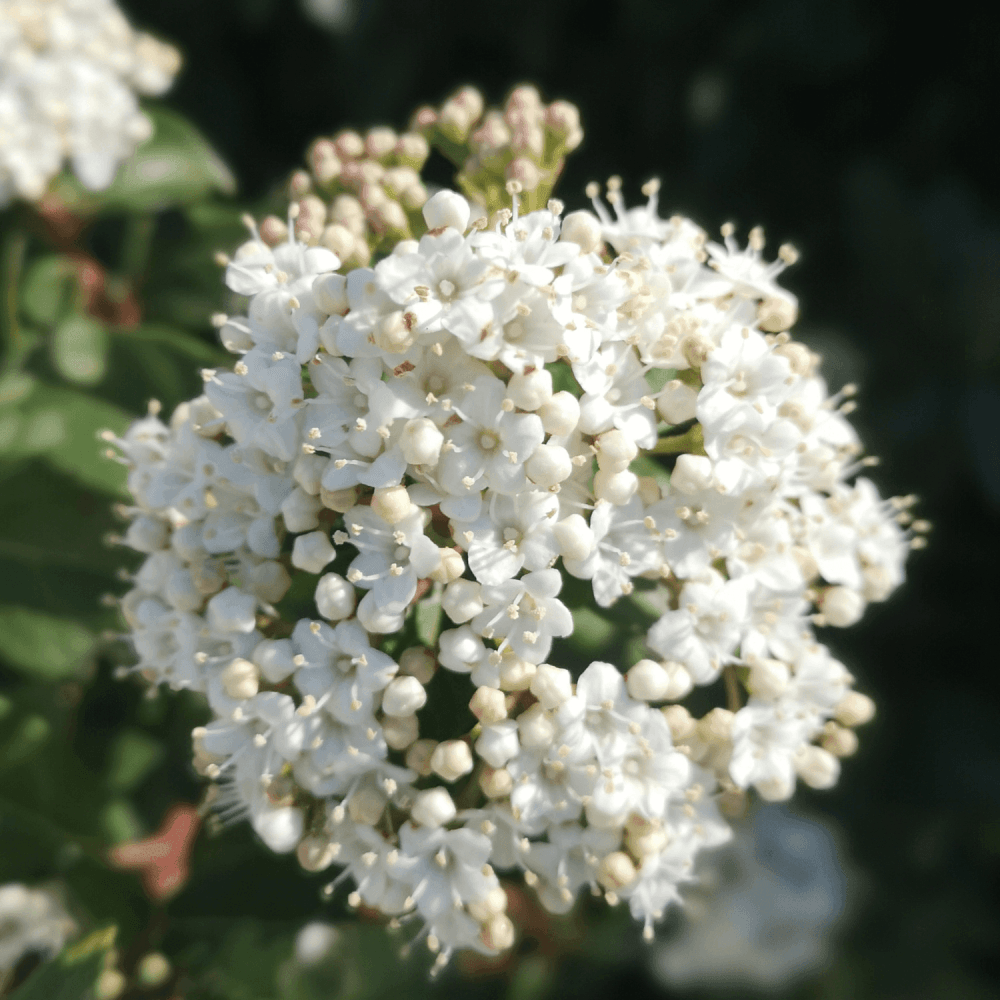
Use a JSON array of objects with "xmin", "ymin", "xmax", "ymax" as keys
[
  {"xmin": 371, "ymin": 485, "xmax": 411, "ymax": 524},
  {"xmin": 96, "ymin": 969, "xmax": 127, "ymax": 1000},
  {"xmin": 517, "ymin": 703, "xmax": 556, "ymax": 750},
  {"xmin": 222, "ymin": 658, "xmax": 259, "ymax": 700},
  {"xmin": 468, "ymin": 885, "xmax": 508, "ymax": 922},
  {"xmin": 381, "ymin": 675, "xmax": 427, "ymax": 716},
  {"xmin": 507, "ymin": 369, "xmax": 553, "ymax": 411},
  {"xmin": 282, "ymin": 487, "xmax": 322, "ymax": 533},
  {"xmin": 405, "ymin": 739, "xmax": 437, "ymax": 775},
  {"xmin": 291, "ymin": 531, "xmax": 335, "ymax": 574},
  {"xmin": 794, "ymin": 745, "xmax": 840, "ymax": 790},
  {"xmin": 755, "ymin": 773, "xmax": 795, "ymax": 802},
  {"xmin": 626, "ymin": 659, "xmax": 670, "ymax": 701},
  {"xmin": 821, "ymin": 721, "xmax": 859, "ymax": 758},
  {"xmin": 657, "ymin": 380, "xmax": 698, "ymax": 425},
  {"xmin": 526, "ymin": 443, "xmax": 573, "ymax": 487},
  {"xmin": 636, "ymin": 475, "xmax": 662, "ymax": 506},
  {"xmin": 758, "ymin": 295, "xmax": 799, "ymax": 334},
  {"xmin": 136, "ymin": 953, "xmax": 171, "ymax": 989},
  {"xmin": 662, "ymin": 660, "xmax": 694, "ymax": 700},
  {"xmin": 559, "ymin": 211, "xmax": 602, "ymax": 254},
  {"xmin": 297, "ymin": 835, "xmax": 339, "ymax": 872},
  {"xmin": 506, "ymin": 157, "xmax": 541, "ymax": 191},
  {"xmin": 697, "ymin": 707, "xmax": 734, "ymax": 745},
  {"xmin": 469, "ymin": 686, "xmax": 507, "ymax": 724},
  {"xmin": 321, "ymin": 485, "xmax": 359, "ymax": 513},
  {"xmin": 319, "ymin": 224, "xmax": 356, "ymax": 261},
  {"xmin": 383, "ymin": 712, "xmax": 419, "ymax": 750},
  {"xmin": 429, "ymin": 546, "xmax": 465, "ymax": 583},
  {"xmin": 530, "ymin": 664, "xmax": 573, "ymax": 709},
  {"xmin": 834, "ymin": 691, "xmax": 876, "ymax": 728},
  {"xmin": 253, "ymin": 805, "xmax": 304, "ymax": 853},
  {"xmin": 862, "ymin": 565, "xmax": 894, "ymax": 602},
  {"xmin": 411, "ymin": 787, "xmax": 456, "ymax": 828},
  {"xmin": 479, "ymin": 766, "xmax": 513, "ymax": 798},
  {"xmin": 254, "ymin": 638, "xmax": 295, "ymax": 683},
  {"xmin": 475, "ymin": 720, "xmax": 520, "ymax": 767},
  {"xmin": 399, "ymin": 647, "xmax": 436, "ymax": 684},
  {"xmin": 746, "ymin": 658, "xmax": 790, "ymax": 700},
  {"xmin": 442, "ymin": 579, "xmax": 483, "ymax": 624},
  {"xmin": 670, "ymin": 453, "xmax": 714, "ymax": 495},
  {"xmin": 626, "ymin": 822, "xmax": 668, "ymax": 858},
  {"xmin": 821, "ymin": 586, "xmax": 866, "ymax": 627},
  {"xmin": 348, "ymin": 783, "xmax": 387, "ymax": 825},
  {"xmin": 498, "ymin": 654, "xmax": 535, "ymax": 691},
  {"xmin": 595, "ymin": 429, "xmax": 637, "ymax": 472},
  {"xmin": 400, "ymin": 417, "xmax": 444, "ymax": 466},
  {"xmin": 597, "ymin": 851, "xmax": 637, "ymax": 891},
  {"xmin": 552, "ymin": 514, "xmax": 595, "ymax": 562},
  {"xmin": 431, "ymin": 740, "xmax": 474, "ymax": 782},
  {"xmin": 315, "ymin": 573, "xmax": 356, "ymax": 620},
  {"xmin": 593, "ymin": 468, "xmax": 638, "ymax": 505},
  {"xmin": 207, "ymin": 587, "xmax": 257, "ymax": 633},
  {"xmin": 538, "ymin": 391, "xmax": 581, "ymax": 436},
  {"xmin": 661, "ymin": 703, "xmax": 696, "ymax": 741},
  {"xmin": 294, "ymin": 922, "xmax": 339, "ymax": 966},
  {"xmin": 423, "ymin": 190, "xmax": 471, "ymax": 233},
  {"xmin": 480, "ymin": 913, "xmax": 515, "ymax": 953}
]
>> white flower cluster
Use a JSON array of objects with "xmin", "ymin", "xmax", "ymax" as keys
[
  {"xmin": 0, "ymin": 883, "xmax": 76, "ymax": 979},
  {"xmin": 0, "ymin": 0, "xmax": 180, "ymax": 205},
  {"xmin": 109, "ymin": 173, "xmax": 919, "ymax": 963}
]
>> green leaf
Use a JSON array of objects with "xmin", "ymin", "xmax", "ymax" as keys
[
  {"xmin": 20, "ymin": 255, "xmax": 76, "ymax": 328},
  {"xmin": 9, "ymin": 927, "xmax": 116, "ymax": 1000},
  {"xmin": 0, "ymin": 606, "xmax": 95, "ymax": 680},
  {"xmin": 50, "ymin": 314, "xmax": 109, "ymax": 386},
  {"xmin": 0, "ymin": 370, "xmax": 36, "ymax": 407},
  {"xmin": 79, "ymin": 106, "xmax": 234, "ymax": 213},
  {"xmin": 105, "ymin": 729, "xmax": 164, "ymax": 792}
]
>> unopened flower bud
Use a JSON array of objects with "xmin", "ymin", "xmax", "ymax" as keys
[
  {"xmin": 431, "ymin": 739, "xmax": 474, "ymax": 782},
  {"xmin": 468, "ymin": 885, "xmax": 509, "ymax": 922},
  {"xmin": 834, "ymin": 691, "xmax": 876, "ymax": 728},
  {"xmin": 382, "ymin": 675, "xmax": 426, "ymax": 716},
  {"xmin": 657, "ymin": 380, "xmax": 699, "ymax": 424},
  {"xmin": 530, "ymin": 663, "xmax": 573, "ymax": 709},
  {"xmin": 661, "ymin": 661, "xmax": 694, "ymax": 700},
  {"xmin": 593, "ymin": 468, "xmax": 638, "ymax": 505},
  {"xmin": 626, "ymin": 659, "xmax": 670, "ymax": 701},
  {"xmin": 758, "ymin": 295, "xmax": 799, "ymax": 333},
  {"xmin": 400, "ymin": 417, "xmax": 444, "ymax": 466},
  {"xmin": 755, "ymin": 773, "xmax": 795, "ymax": 802},
  {"xmin": 371, "ymin": 485, "xmax": 412, "ymax": 524},
  {"xmin": 383, "ymin": 712, "xmax": 419, "ymax": 750},
  {"xmin": 538, "ymin": 391, "xmax": 580, "ymax": 436},
  {"xmin": 405, "ymin": 738, "xmax": 437, "ymax": 775},
  {"xmin": 552, "ymin": 514, "xmax": 595, "ymax": 562},
  {"xmin": 475, "ymin": 721, "xmax": 520, "ymax": 767},
  {"xmin": 319, "ymin": 224, "xmax": 356, "ymax": 261},
  {"xmin": 292, "ymin": 530, "xmax": 336, "ymax": 574},
  {"xmin": 821, "ymin": 721, "xmax": 859, "ymax": 757},
  {"xmin": 662, "ymin": 703, "xmax": 696, "ymax": 741},
  {"xmin": 480, "ymin": 913, "xmax": 515, "ymax": 952},
  {"xmin": 315, "ymin": 573, "xmax": 355, "ymax": 620},
  {"xmin": 559, "ymin": 210, "xmax": 602, "ymax": 254},
  {"xmin": 207, "ymin": 587, "xmax": 257, "ymax": 633},
  {"xmin": 595, "ymin": 429, "xmax": 637, "ymax": 472},
  {"xmin": 321, "ymin": 485, "xmax": 359, "ymax": 512},
  {"xmin": 348, "ymin": 783, "xmax": 388, "ymax": 825},
  {"xmin": 281, "ymin": 487, "xmax": 322, "ymax": 532},
  {"xmin": 498, "ymin": 654, "xmax": 535, "ymax": 691},
  {"xmin": 597, "ymin": 851, "xmax": 637, "ymax": 891},
  {"xmin": 411, "ymin": 787, "xmax": 456, "ymax": 828},
  {"xmin": 820, "ymin": 586, "xmax": 866, "ymax": 627},
  {"xmin": 746, "ymin": 658, "xmax": 790, "ymax": 700},
  {"xmin": 254, "ymin": 638, "xmax": 295, "ymax": 683},
  {"xmin": 479, "ymin": 766, "xmax": 513, "ymax": 798},
  {"xmin": 526, "ymin": 443, "xmax": 572, "ymax": 487},
  {"xmin": 442, "ymin": 579, "xmax": 483, "ymax": 623},
  {"xmin": 399, "ymin": 647, "xmax": 436, "ymax": 684},
  {"xmin": 697, "ymin": 707, "xmax": 734, "ymax": 745},
  {"xmin": 470, "ymin": 686, "xmax": 507, "ymax": 724},
  {"xmin": 507, "ymin": 369, "xmax": 553, "ymax": 411},
  {"xmin": 794, "ymin": 744, "xmax": 840, "ymax": 789},
  {"xmin": 429, "ymin": 546, "xmax": 465, "ymax": 583},
  {"xmin": 222, "ymin": 658, "xmax": 259, "ymax": 700},
  {"xmin": 506, "ymin": 157, "xmax": 541, "ymax": 192},
  {"xmin": 517, "ymin": 703, "xmax": 555, "ymax": 750},
  {"xmin": 423, "ymin": 190, "xmax": 471, "ymax": 233},
  {"xmin": 297, "ymin": 835, "xmax": 339, "ymax": 872},
  {"xmin": 670, "ymin": 453, "xmax": 714, "ymax": 495}
]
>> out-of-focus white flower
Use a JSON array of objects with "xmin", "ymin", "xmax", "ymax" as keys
[{"xmin": 0, "ymin": 883, "xmax": 76, "ymax": 975}]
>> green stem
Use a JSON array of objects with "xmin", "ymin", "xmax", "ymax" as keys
[
  {"xmin": 647, "ymin": 423, "xmax": 705, "ymax": 456},
  {"xmin": 119, "ymin": 212, "xmax": 155, "ymax": 280},
  {"xmin": 0, "ymin": 214, "xmax": 28, "ymax": 371}
]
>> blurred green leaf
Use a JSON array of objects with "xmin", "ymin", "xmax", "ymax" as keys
[
  {"xmin": 0, "ymin": 713, "xmax": 51, "ymax": 767},
  {"xmin": 0, "ymin": 606, "xmax": 95, "ymax": 680},
  {"xmin": 105, "ymin": 729, "xmax": 164, "ymax": 792},
  {"xmin": 0, "ymin": 370, "xmax": 36, "ymax": 406},
  {"xmin": 9, "ymin": 927, "xmax": 116, "ymax": 1000},
  {"xmin": 20, "ymin": 255, "xmax": 76, "ymax": 328},
  {"xmin": 99, "ymin": 798, "xmax": 145, "ymax": 844},
  {"xmin": 50, "ymin": 313, "xmax": 109, "ymax": 386}
]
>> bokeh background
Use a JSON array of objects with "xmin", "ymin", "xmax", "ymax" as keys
[{"xmin": 1, "ymin": 0, "xmax": 998, "ymax": 997}]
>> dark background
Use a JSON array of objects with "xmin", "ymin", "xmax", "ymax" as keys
[{"xmin": 101, "ymin": 0, "xmax": 1000, "ymax": 994}]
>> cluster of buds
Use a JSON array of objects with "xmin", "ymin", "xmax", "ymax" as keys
[
  {"xmin": 254, "ymin": 125, "xmax": 431, "ymax": 268},
  {"xmin": 107, "ymin": 91, "xmax": 921, "ymax": 967},
  {"xmin": 412, "ymin": 84, "xmax": 583, "ymax": 214}
]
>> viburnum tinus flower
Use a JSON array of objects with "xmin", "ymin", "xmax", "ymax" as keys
[
  {"xmin": 0, "ymin": 0, "xmax": 180, "ymax": 205},
  {"xmin": 106, "ymin": 84, "xmax": 925, "ymax": 968}
]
